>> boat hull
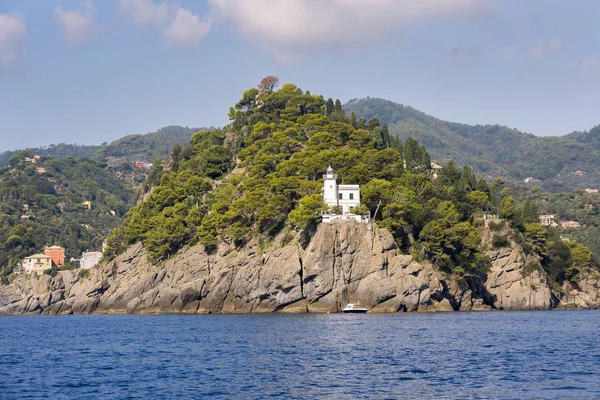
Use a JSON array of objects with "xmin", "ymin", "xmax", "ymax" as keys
[{"xmin": 342, "ymin": 309, "xmax": 368, "ymax": 313}]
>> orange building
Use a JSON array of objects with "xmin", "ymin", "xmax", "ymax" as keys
[{"xmin": 44, "ymin": 246, "xmax": 65, "ymax": 268}]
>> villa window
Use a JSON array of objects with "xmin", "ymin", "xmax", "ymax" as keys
[
  {"xmin": 339, "ymin": 193, "xmax": 343, "ymax": 200},
  {"xmin": 349, "ymin": 193, "xmax": 354, "ymax": 200}
]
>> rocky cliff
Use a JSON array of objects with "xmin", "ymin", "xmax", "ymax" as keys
[{"xmin": 1, "ymin": 222, "xmax": 598, "ymax": 315}]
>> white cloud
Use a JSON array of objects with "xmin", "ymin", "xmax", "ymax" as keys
[
  {"xmin": 164, "ymin": 8, "xmax": 211, "ymax": 47},
  {"xmin": 532, "ymin": 38, "xmax": 561, "ymax": 58},
  {"xmin": 119, "ymin": 0, "xmax": 169, "ymax": 27},
  {"xmin": 208, "ymin": 0, "xmax": 490, "ymax": 59},
  {"xmin": 581, "ymin": 57, "xmax": 600, "ymax": 73},
  {"xmin": 120, "ymin": 1, "xmax": 211, "ymax": 47},
  {"xmin": 0, "ymin": 13, "xmax": 26, "ymax": 68},
  {"xmin": 55, "ymin": 0, "xmax": 98, "ymax": 44}
]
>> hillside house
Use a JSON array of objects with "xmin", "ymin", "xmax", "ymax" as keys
[
  {"xmin": 431, "ymin": 162, "xmax": 443, "ymax": 179},
  {"xmin": 22, "ymin": 254, "xmax": 52, "ymax": 275},
  {"xmin": 561, "ymin": 221, "xmax": 581, "ymax": 229},
  {"xmin": 539, "ymin": 215, "xmax": 558, "ymax": 227},
  {"xmin": 44, "ymin": 246, "xmax": 65, "ymax": 268},
  {"xmin": 585, "ymin": 188, "xmax": 598, "ymax": 194},
  {"xmin": 82, "ymin": 201, "xmax": 92, "ymax": 210},
  {"xmin": 134, "ymin": 161, "xmax": 153, "ymax": 169}
]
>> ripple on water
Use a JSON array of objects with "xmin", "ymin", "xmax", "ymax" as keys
[{"xmin": 0, "ymin": 311, "xmax": 600, "ymax": 399}]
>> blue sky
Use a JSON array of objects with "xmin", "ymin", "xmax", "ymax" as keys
[{"xmin": 1, "ymin": 0, "xmax": 600, "ymax": 152}]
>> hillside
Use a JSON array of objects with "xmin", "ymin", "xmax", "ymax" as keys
[
  {"xmin": 0, "ymin": 150, "xmax": 145, "ymax": 276},
  {"xmin": 3, "ymin": 79, "xmax": 599, "ymax": 314},
  {"xmin": 101, "ymin": 79, "xmax": 595, "ymax": 296},
  {"xmin": 344, "ymin": 98, "xmax": 600, "ymax": 192},
  {"xmin": 0, "ymin": 125, "xmax": 203, "ymax": 166}
]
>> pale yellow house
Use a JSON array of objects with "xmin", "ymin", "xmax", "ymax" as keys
[
  {"xmin": 82, "ymin": 201, "xmax": 92, "ymax": 210},
  {"xmin": 22, "ymin": 254, "xmax": 53, "ymax": 275}
]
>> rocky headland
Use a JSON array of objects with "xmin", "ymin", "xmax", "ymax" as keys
[{"xmin": 0, "ymin": 222, "xmax": 598, "ymax": 315}]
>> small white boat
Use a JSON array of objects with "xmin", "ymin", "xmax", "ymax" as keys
[{"xmin": 342, "ymin": 303, "xmax": 368, "ymax": 313}]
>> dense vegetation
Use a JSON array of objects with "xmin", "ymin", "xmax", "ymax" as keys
[
  {"xmin": 104, "ymin": 79, "xmax": 598, "ymax": 289},
  {"xmin": 512, "ymin": 185, "xmax": 600, "ymax": 264},
  {"xmin": 0, "ymin": 151, "xmax": 141, "ymax": 277},
  {"xmin": 345, "ymin": 98, "xmax": 600, "ymax": 192},
  {"xmin": 94, "ymin": 126, "xmax": 201, "ymax": 162},
  {"xmin": 0, "ymin": 125, "xmax": 203, "ymax": 166}
]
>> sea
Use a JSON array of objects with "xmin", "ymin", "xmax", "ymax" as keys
[{"xmin": 1, "ymin": 311, "xmax": 599, "ymax": 399}]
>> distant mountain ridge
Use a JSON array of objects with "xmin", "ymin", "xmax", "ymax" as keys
[
  {"xmin": 344, "ymin": 97, "xmax": 600, "ymax": 192},
  {"xmin": 0, "ymin": 125, "xmax": 209, "ymax": 166}
]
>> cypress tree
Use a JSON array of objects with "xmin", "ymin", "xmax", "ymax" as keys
[
  {"xmin": 334, "ymin": 99, "xmax": 343, "ymax": 114},
  {"xmin": 350, "ymin": 112, "xmax": 357, "ymax": 128},
  {"xmin": 326, "ymin": 98, "xmax": 335, "ymax": 116},
  {"xmin": 382, "ymin": 123, "xmax": 390, "ymax": 148}
]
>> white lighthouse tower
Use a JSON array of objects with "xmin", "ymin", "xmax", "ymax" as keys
[{"xmin": 323, "ymin": 165, "xmax": 338, "ymax": 208}]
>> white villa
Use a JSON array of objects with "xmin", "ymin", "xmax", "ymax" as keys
[
  {"xmin": 71, "ymin": 251, "xmax": 103, "ymax": 270},
  {"xmin": 322, "ymin": 166, "xmax": 369, "ymax": 223}
]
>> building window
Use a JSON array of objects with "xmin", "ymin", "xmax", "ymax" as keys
[
  {"xmin": 349, "ymin": 193, "xmax": 354, "ymax": 200},
  {"xmin": 339, "ymin": 193, "xmax": 343, "ymax": 200}
]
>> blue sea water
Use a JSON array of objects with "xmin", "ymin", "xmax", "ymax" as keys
[{"xmin": 1, "ymin": 311, "xmax": 599, "ymax": 399}]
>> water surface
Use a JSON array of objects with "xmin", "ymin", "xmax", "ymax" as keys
[{"xmin": 1, "ymin": 311, "xmax": 599, "ymax": 399}]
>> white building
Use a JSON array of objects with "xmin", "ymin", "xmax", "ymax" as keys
[
  {"xmin": 322, "ymin": 166, "xmax": 360, "ymax": 215},
  {"xmin": 72, "ymin": 251, "xmax": 103, "ymax": 270},
  {"xmin": 82, "ymin": 252, "xmax": 102, "ymax": 269}
]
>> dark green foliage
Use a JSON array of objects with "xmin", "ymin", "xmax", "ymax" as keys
[
  {"xmin": 492, "ymin": 234, "xmax": 509, "ymax": 248},
  {"xmin": 513, "ymin": 187, "xmax": 600, "ymax": 264},
  {"xmin": 79, "ymin": 269, "xmax": 90, "ymax": 278},
  {"xmin": 523, "ymin": 261, "xmax": 542, "ymax": 276},
  {"xmin": 44, "ymin": 267, "xmax": 58, "ymax": 277},
  {"xmin": 345, "ymin": 98, "xmax": 600, "ymax": 192},
  {"xmin": 488, "ymin": 220, "xmax": 505, "ymax": 231}
]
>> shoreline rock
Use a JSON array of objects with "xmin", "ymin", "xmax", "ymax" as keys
[{"xmin": 1, "ymin": 223, "xmax": 599, "ymax": 315}]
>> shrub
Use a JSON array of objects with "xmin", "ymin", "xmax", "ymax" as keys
[
  {"xmin": 523, "ymin": 261, "xmax": 542, "ymax": 276},
  {"xmin": 492, "ymin": 234, "xmax": 509, "ymax": 249},
  {"xmin": 553, "ymin": 282, "xmax": 564, "ymax": 294},
  {"xmin": 1, "ymin": 276, "xmax": 9, "ymax": 286},
  {"xmin": 78, "ymin": 269, "xmax": 90, "ymax": 279},
  {"xmin": 44, "ymin": 267, "xmax": 58, "ymax": 277},
  {"xmin": 489, "ymin": 220, "xmax": 505, "ymax": 232}
]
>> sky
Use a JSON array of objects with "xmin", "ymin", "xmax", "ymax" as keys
[{"xmin": 1, "ymin": 0, "xmax": 600, "ymax": 152}]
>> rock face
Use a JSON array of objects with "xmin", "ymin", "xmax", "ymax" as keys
[
  {"xmin": 558, "ymin": 271, "xmax": 600, "ymax": 310},
  {"xmin": 1, "ymin": 222, "xmax": 598, "ymax": 314},
  {"xmin": 483, "ymin": 247, "xmax": 552, "ymax": 310}
]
